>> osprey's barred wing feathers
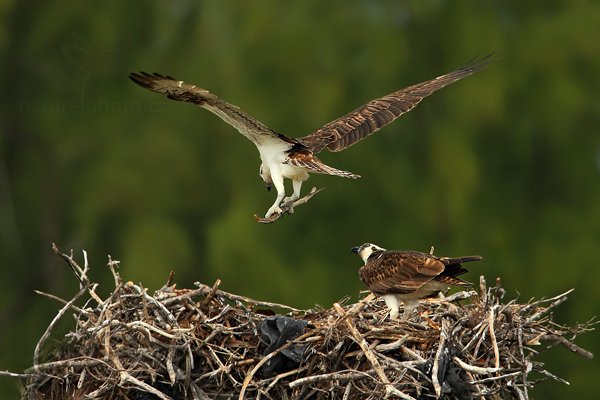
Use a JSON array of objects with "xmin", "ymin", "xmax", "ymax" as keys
[
  {"xmin": 129, "ymin": 72, "xmax": 289, "ymax": 146},
  {"xmin": 299, "ymin": 55, "xmax": 493, "ymax": 153},
  {"xmin": 360, "ymin": 252, "xmax": 445, "ymax": 295},
  {"xmin": 359, "ymin": 251, "xmax": 481, "ymax": 295}
]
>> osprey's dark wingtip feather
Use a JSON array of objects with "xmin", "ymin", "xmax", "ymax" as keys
[
  {"xmin": 129, "ymin": 72, "xmax": 177, "ymax": 89},
  {"xmin": 458, "ymin": 53, "xmax": 496, "ymax": 74},
  {"xmin": 128, "ymin": 72, "xmax": 144, "ymax": 86}
]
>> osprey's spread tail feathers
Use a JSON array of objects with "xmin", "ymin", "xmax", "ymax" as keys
[
  {"xmin": 309, "ymin": 163, "xmax": 361, "ymax": 179},
  {"xmin": 285, "ymin": 151, "xmax": 360, "ymax": 179}
]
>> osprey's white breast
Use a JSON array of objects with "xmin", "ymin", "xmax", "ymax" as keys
[
  {"xmin": 257, "ymin": 137, "xmax": 291, "ymax": 164},
  {"xmin": 258, "ymin": 138, "xmax": 309, "ymax": 181}
]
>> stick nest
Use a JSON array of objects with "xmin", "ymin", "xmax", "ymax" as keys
[{"xmin": 16, "ymin": 247, "xmax": 596, "ymax": 400}]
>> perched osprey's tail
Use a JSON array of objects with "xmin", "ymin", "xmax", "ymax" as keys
[
  {"xmin": 437, "ymin": 255, "xmax": 482, "ymax": 287},
  {"xmin": 442, "ymin": 255, "xmax": 483, "ymax": 265}
]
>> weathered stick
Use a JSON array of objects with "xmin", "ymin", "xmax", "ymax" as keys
[
  {"xmin": 170, "ymin": 281, "xmax": 301, "ymax": 311},
  {"xmin": 254, "ymin": 187, "xmax": 324, "ymax": 223},
  {"xmin": 488, "ymin": 306, "xmax": 500, "ymax": 369},
  {"xmin": 431, "ymin": 319, "xmax": 449, "ymax": 398},
  {"xmin": 33, "ymin": 286, "xmax": 87, "ymax": 367},
  {"xmin": 289, "ymin": 370, "xmax": 375, "ymax": 388}
]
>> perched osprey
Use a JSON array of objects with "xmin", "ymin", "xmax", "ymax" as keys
[
  {"xmin": 130, "ymin": 56, "xmax": 490, "ymax": 218},
  {"xmin": 351, "ymin": 243, "xmax": 482, "ymax": 320}
]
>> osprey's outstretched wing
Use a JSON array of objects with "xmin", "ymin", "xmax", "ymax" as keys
[
  {"xmin": 299, "ymin": 55, "xmax": 493, "ymax": 153},
  {"xmin": 129, "ymin": 72, "xmax": 292, "ymax": 146}
]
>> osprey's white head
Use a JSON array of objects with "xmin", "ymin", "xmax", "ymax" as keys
[
  {"xmin": 351, "ymin": 243, "xmax": 387, "ymax": 264},
  {"xmin": 259, "ymin": 163, "xmax": 273, "ymax": 191}
]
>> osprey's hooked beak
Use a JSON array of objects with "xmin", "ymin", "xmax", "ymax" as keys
[
  {"xmin": 351, "ymin": 246, "xmax": 359, "ymax": 254},
  {"xmin": 266, "ymin": 184, "xmax": 272, "ymax": 192}
]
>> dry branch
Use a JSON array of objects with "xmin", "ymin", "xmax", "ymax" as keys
[
  {"xmin": 5, "ymin": 247, "xmax": 596, "ymax": 400},
  {"xmin": 254, "ymin": 187, "xmax": 323, "ymax": 223}
]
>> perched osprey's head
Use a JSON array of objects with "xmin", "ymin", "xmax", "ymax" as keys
[
  {"xmin": 351, "ymin": 243, "xmax": 386, "ymax": 264},
  {"xmin": 259, "ymin": 163, "xmax": 272, "ymax": 191}
]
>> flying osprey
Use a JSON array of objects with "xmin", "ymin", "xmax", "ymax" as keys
[
  {"xmin": 351, "ymin": 243, "xmax": 482, "ymax": 320},
  {"xmin": 130, "ymin": 56, "xmax": 490, "ymax": 219}
]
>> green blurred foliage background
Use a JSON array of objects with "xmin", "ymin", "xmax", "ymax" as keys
[{"xmin": 1, "ymin": 0, "xmax": 598, "ymax": 398}]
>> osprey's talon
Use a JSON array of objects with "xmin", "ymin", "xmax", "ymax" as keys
[
  {"xmin": 282, "ymin": 195, "xmax": 299, "ymax": 206},
  {"xmin": 265, "ymin": 206, "xmax": 283, "ymax": 218}
]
